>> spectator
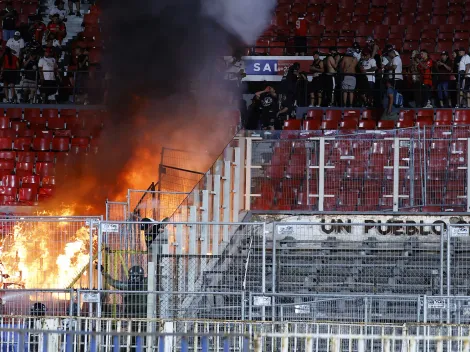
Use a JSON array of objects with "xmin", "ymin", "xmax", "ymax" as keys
[
  {"xmin": 359, "ymin": 48, "xmax": 377, "ymax": 107},
  {"xmin": 366, "ymin": 36, "xmax": 380, "ymax": 59},
  {"xmin": 30, "ymin": 16, "xmax": 47, "ymax": 44},
  {"xmin": 384, "ymin": 47, "xmax": 404, "ymax": 94},
  {"xmin": 47, "ymin": 14, "xmax": 66, "ymax": 44},
  {"xmin": 382, "ymin": 79, "xmax": 402, "ymax": 121},
  {"xmin": 255, "ymin": 86, "xmax": 279, "ymax": 130},
  {"xmin": 0, "ymin": 1, "xmax": 18, "ymax": 42},
  {"xmin": 6, "ymin": 31, "xmax": 25, "ymax": 59},
  {"xmin": 458, "ymin": 47, "xmax": 470, "ymax": 108},
  {"xmin": 294, "ymin": 13, "xmax": 308, "ymax": 56},
  {"xmin": 73, "ymin": 47, "xmax": 89, "ymax": 104},
  {"xmin": 340, "ymin": 48, "xmax": 358, "ymax": 107},
  {"xmin": 416, "ymin": 49, "xmax": 433, "ymax": 108},
  {"xmin": 451, "ymin": 49, "xmax": 461, "ymax": 107},
  {"xmin": 21, "ymin": 48, "xmax": 40, "ymax": 103},
  {"xmin": 308, "ymin": 51, "xmax": 324, "ymax": 107},
  {"xmin": 277, "ymin": 95, "xmax": 294, "ymax": 124},
  {"xmin": 435, "ymin": 51, "xmax": 452, "ymax": 108},
  {"xmin": 49, "ymin": 1, "xmax": 68, "ymax": 22},
  {"xmin": 323, "ymin": 47, "xmax": 339, "ymax": 106},
  {"xmin": 409, "ymin": 50, "xmax": 422, "ymax": 107},
  {"xmin": 68, "ymin": 0, "xmax": 81, "ymax": 17},
  {"xmin": 1, "ymin": 48, "xmax": 19, "ymax": 103},
  {"xmin": 280, "ymin": 62, "xmax": 299, "ymax": 106},
  {"xmin": 43, "ymin": 37, "xmax": 62, "ymax": 61},
  {"xmin": 352, "ymin": 42, "xmax": 361, "ymax": 61},
  {"xmin": 38, "ymin": 49, "xmax": 59, "ymax": 103}
]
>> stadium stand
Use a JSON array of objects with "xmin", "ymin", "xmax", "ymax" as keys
[{"xmin": 0, "ymin": 107, "xmax": 103, "ymax": 205}]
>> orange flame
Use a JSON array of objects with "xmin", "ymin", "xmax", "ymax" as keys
[{"xmin": 0, "ymin": 208, "xmax": 93, "ymax": 289}]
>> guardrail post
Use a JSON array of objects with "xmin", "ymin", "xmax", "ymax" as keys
[
  {"xmin": 113, "ymin": 335, "xmax": 119, "ymax": 352},
  {"xmin": 233, "ymin": 147, "xmax": 241, "ymax": 222},
  {"xmin": 318, "ymin": 137, "xmax": 326, "ymax": 211},
  {"xmin": 467, "ymin": 138, "xmax": 470, "ymax": 212},
  {"xmin": 158, "ymin": 336, "xmax": 165, "ymax": 352},
  {"xmin": 393, "ymin": 137, "xmax": 400, "ymax": 211},
  {"xmin": 181, "ymin": 337, "xmax": 188, "ymax": 352},
  {"xmin": 201, "ymin": 336, "xmax": 208, "ymax": 352},
  {"xmin": 223, "ymin": 337, "xmax": 230, "ymax": 352}
]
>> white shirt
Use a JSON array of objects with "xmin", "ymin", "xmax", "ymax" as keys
[
  {"xmin": 361, "ymin": 58, "xmax": 377, "ymax": 83},
  {"xmin": 459, "ymin": 54, "xmax": 470, "ymax": 77},
  {"xmin": 38, "ymin": 57, "xmax": 56, "ymax": 80},
  {"xmin": 353, "ymin": 51, "xmax": 361, "ymax": 61},
  {"xmin": 391, "ymin": 55, "xmax": 403, "ymax": 80},
  {"xmin": 49, "ymin": 7, "xmax": 67, "ymax": 21},
  {"xmin": 6, "ymin": 38, "xmax": 24, "ymax": 57}
]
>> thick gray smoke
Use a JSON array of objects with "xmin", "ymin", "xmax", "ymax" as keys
[
  {"xmin": 202, "ymin": 0, "xmax": 276, "ymax": 45},
  {"xmin": 50, "ymin": 0, "xmax": 276, "ymax": 214}
]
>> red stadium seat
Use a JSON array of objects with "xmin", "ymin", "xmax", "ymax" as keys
[
  {"xmin": 306, "ymin": 109, "xmax": 324, "ymax": 119},
  {"xmin": 16, "ymin": 162, "xmax": 33, "ymax": 177},
  {"xmin": 416, "ymin": 116, "xmax": 433, "ymax": 127},
  {"xmin": 325, "ymin": 110, "xmax": 342, "ymax": 122},
  {"xmin": 0, "ymin": 117, "xmax": 9, "ymax": 129},
  {"xmin": 399, "ymin": 110, "xmax": 416, "ymax": 122},
  {"xmin": 339, "ymin": 120, "xmax": 358, "ymax": 130},
  {"xmin": 60, "ymin": 109, "xmax": 76, "ymax": 117},
  {"xmin": 24, "ymin": 108, "xmax": 41, "ymax": 120},
  {"xmin": 454, "ymin": 110, "xmax": 470, "ymax": 125},
  {"xmin": 18, "ymin": 187, "xmax": 36, "ymax": 203},
  {"xmin": 13, "ymin": 137, "xmax": 32, "ymax": 151},
  {"xmin": 0, "ymin": 138, "xmax": 12, "ymax": 150},
  {"xmin": 36, "ymin": 162, "xmax": 55, "ymax": 177},
  {"xmin": 321, "ymin": 120, "xmax": 339, "ymax": 130},
  {"xmin": 32, "ymin": 137, "xmax": 51, "ymax": 151},
  {"xmin": 42, "ymin": 108, "xmax": 59, "ymax": 119},
  {"xmin": 303, "ymin": 119, "xmax": 322, "ymax": 130},
  {"xmin": 39, "ymin": 186, "xmax": 55, "ymax": 200},
  {"xmin": 52, "ymin": 137, "xmax": 70, "ymax": 151},
  {"xmin": 42, "ymin": 176, "xmax": 56, "ymax": 186},
  {"xmin": 0, "ymin": 186, "xmax": 17, "ymax": 197},
  {"xmin": 435, "ymin": 110, "xmax": 453, "ymax": 124},
  {"xmin": 21, "ymin": 176, "xmax": 40, "ymax": 189},
  {"xmin": 0, "ymin": 151, "xmax": 14, "ymax": 160},
  {"xmin": 36, "ymin": 152, "xmax": 55, "ymax": 163},
  {"xmin": 397, "ymin": 120, "xmax": 414, "ymax": 128},
  {"xmin": 2, "ymin": 175, "xmax": 19, "ymax": 188},
  {"xmin": 358, "ymin": 120, "xmax": 376, "ymax": 130},
  {"xmin": 377, "ymin": 120, "xmax": 395, "ymax": 129},
  {"xmin": 6, "ymin": 108, "xmax": 22, "ymax": 120},
  {"xmin": 11, "ymin": 121, "xmax": 26, "ymax": 134},
  {"xmin": 0, "ymin": 129, "xmax": 15, "ymax": 139},
  {"xmin": 283, "ymin": 119, "xmax": 302, "ymax": 130},
  {"xmin": 17, "ymin": 151, "xmax": 35, "ymax": 162},
  {"xmin": 0, "ymin": 159, "xmax": 14, "ymax": 171}
]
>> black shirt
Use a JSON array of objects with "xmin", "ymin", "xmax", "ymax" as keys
[
  {"xmin": 259, "ymin": 92, "xmax": 278, "ymax": 112},
  {"xmin": 23, "ymin": 57, "xmax": 39, "ymax": 81},
  {"xmin": 0, "ymin": 9, "xmax": 18, "ymax": 30}
]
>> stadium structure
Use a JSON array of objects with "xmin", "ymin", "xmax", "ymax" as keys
[{"xmin": 2, "ymin": 0, "xmax": 470, "ymax": 351}]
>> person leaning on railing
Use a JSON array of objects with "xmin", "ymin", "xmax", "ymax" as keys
[{"xmin": 435, "ymin": 51, "xmax": 452, "ymax": 108}]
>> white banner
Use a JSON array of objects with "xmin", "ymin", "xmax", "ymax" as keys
[{"xmin": 269, "ymin": 214, "xmax": 470, "ymax": 240}]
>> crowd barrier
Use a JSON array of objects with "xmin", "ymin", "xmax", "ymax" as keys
[{"xmin": 2, "ymin": 320, "xmax": 470, "ymax": 352}]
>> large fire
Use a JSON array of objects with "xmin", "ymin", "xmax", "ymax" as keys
[{"xmin": 0, "ymin": 207, "xmax": 94, "ymax": 289}]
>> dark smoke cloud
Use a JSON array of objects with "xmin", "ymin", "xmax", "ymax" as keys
[{"xmin": 47, "ymin": 0, "xmax": 275, "ymax": 214}]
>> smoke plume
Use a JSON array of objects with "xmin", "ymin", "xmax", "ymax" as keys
[{"xmin": 46, "ymin": 0, "xmax": 275, "ymax": 215}]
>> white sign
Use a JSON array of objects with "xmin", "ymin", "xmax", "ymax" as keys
[
  {"xmin": 265, "ymin": 214, "xmax": 470, "ymax": 240},
  {"xmin": 450, "ymin": 226, "xmax": 469, "ymax": 237},
  {"xmin": 295, "ymin": 304, "xmax": 311, "ymax": 314},
  {"xmin": 253, "ymin": 296, "xmax": 271, "ymax": 307},
  {"xmin": 102, "ymin": 224, "xmax": 119, "ymax": 233},
  {"xmin": 428, "ymin": 299, "xmax": 447, "ymax": 309},
  {"xmin": 82, "ymin": 292, "xmax": 100, "ymax": 303}
]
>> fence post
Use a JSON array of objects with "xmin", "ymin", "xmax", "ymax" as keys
[
  {"xmin": 447, "ymin": 226, "xmax": 451, "ymax": 297},
  {"xmin": 467, "ymin": 138, "xmax": 470, "ymax": 212},
  {"xmin": 318, "ymin": 137, "xmax": 326, "ymax": 211},
  {"xmin": 272, "ymin": 223, "xmax": 278, "ymax": 294},
  {"xmin": 233, "ymin": 147, "xmax": 241, "ymax": 222},
  {"xmin": 392, "ymin": 137, "xmax": 400, "ymax": 211}
]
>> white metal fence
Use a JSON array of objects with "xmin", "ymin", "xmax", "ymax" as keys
[{"xmin": 246, "ymin": 131, "xmax": 470, "ymax": 213}]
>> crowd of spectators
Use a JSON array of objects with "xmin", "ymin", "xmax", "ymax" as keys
[
  {"xmin": 272, "ymin": 37, "xmax": 470, "ymax": 112},
  {"xmin": 0, "ymin": 0, "xmax": 100, "ymax": 104}
]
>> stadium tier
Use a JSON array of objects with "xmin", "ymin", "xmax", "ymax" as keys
[
  {"xmin": 0, "ymin": 107, "xmax": 103, "ymax": 206},
  {"xmin": 254, "ymin": 0, "xmax": 470, "ymax": 56}
]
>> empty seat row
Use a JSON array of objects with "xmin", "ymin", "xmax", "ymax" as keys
[{"xmin": 0, "ymin": 137, "xmax": 94, "ymax": 151}]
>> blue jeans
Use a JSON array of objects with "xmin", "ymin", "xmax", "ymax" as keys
[
  {"xmin": 2, "ymin": 29, "xmax": 15, "ymax": 42},
  {"xmin": 437, "ymin": 81, "xmax": 449, "ymax": 100}
]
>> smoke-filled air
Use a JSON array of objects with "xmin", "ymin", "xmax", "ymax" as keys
[{"xmin": 41, "ymin": 0, "xmax": 276, "ymax": 215}]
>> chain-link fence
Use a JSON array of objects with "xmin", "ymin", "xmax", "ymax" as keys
[
  {"xmin": 128, "ymin": 189, "xmax": 190, "ymax": 221},
  {"xmin": 248, "ymin": 131, "xmax": 470, "ymax": 212},
  {"xmin": 272, "ymin": 222, "xmax": 445, "ymax": 296},
  {"xmin": 105, "ymin": 201, "xmax": 128, "ymax": 221},
  {"xmin": 0, "ymin": 217, "xmax": 100, "ymax": 290}
]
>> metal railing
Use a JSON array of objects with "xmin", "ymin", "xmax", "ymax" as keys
[
  {"xmin": 0, "ymin": 69, "xmax": 105, "ymax": 105},
  {"xmin": 247, "ymin": 132, "xmax": 470, "ymax": 212}
]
